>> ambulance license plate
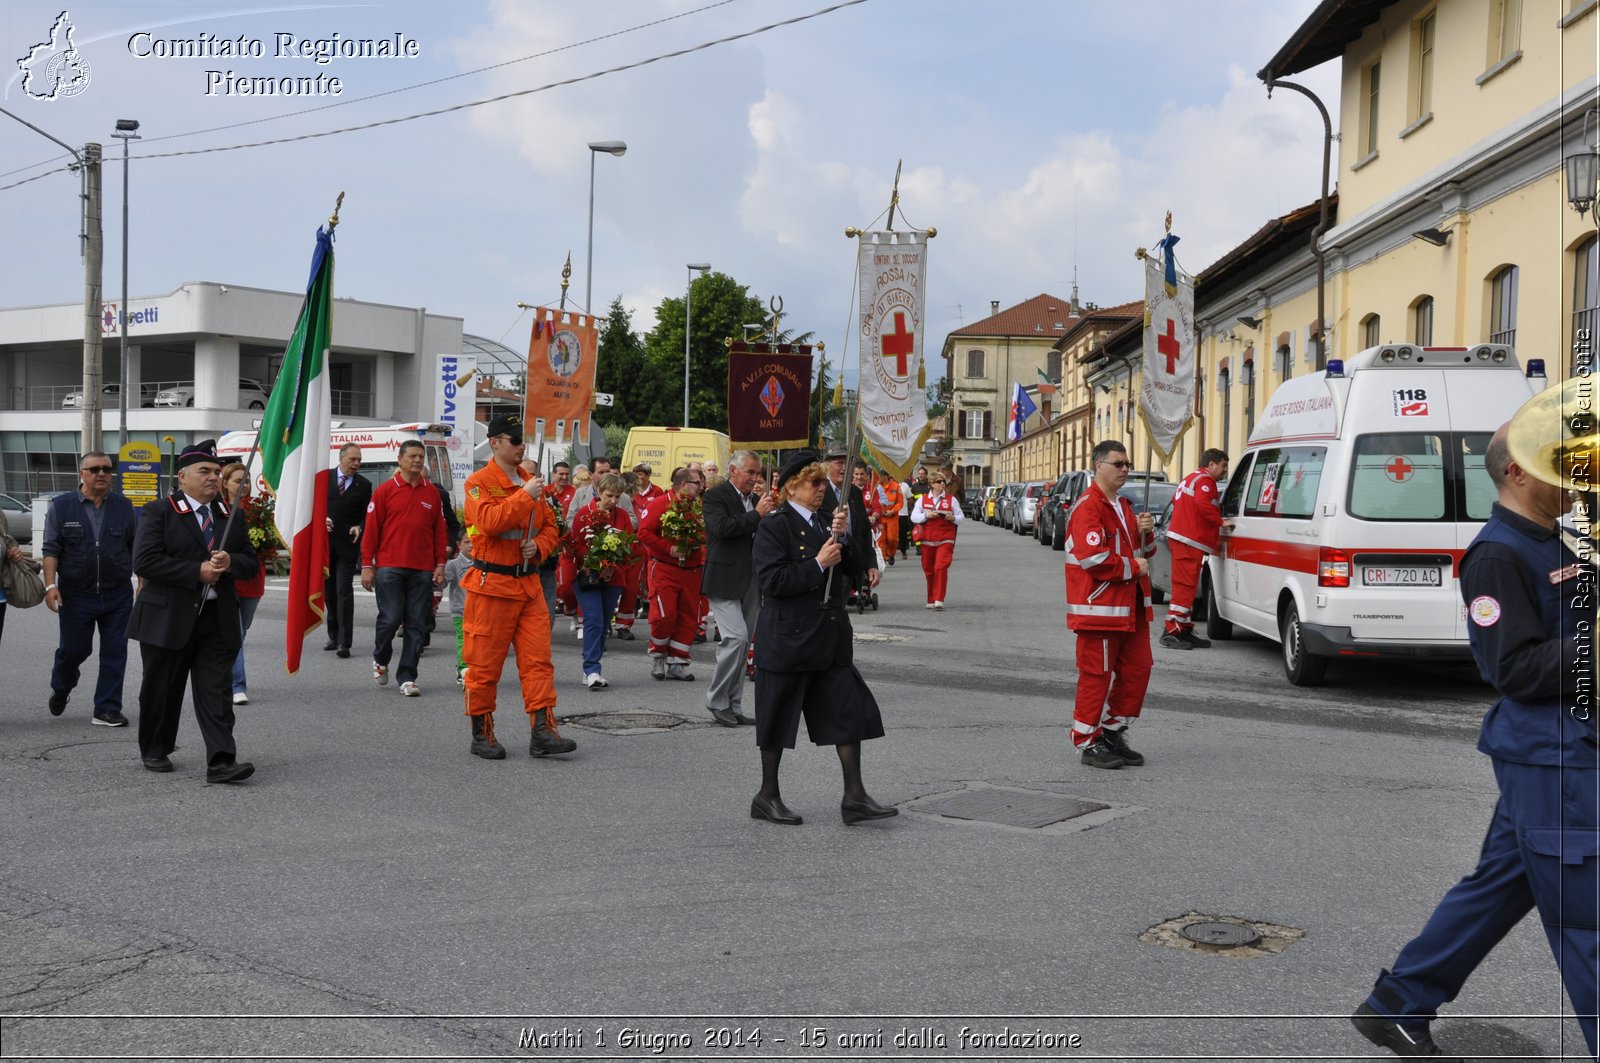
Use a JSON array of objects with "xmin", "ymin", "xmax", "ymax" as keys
[{"xmin": 1360, "ymin": 566, "xmax": 1442, "ymax": 587}]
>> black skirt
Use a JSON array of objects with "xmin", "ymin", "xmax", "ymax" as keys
[{"xmin": 754, "ymin": 662, "xmax": 885, "ymax": 749}]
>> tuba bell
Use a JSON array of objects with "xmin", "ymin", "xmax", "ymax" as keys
[{"xmin": 1505, "ymin": 376, "xmax": 1600, "ymax": 493}]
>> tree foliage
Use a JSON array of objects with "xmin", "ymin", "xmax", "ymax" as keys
[{"xmin": 644, "ymin": 272, "xmax": 769, "ymax": 430}]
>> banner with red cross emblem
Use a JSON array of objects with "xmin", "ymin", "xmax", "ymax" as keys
[
  {"xmin": 1139, "ymin": 229, "xmax": 1196, "ymax": 461},
  {"xmin": 857, "ymin": 230, "xmax": 933, "ymax": 480}
]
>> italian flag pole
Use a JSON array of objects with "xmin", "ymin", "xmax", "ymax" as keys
[{"xmin": 258, "ymin": 195, "xmax": 340, "ymax": 674}]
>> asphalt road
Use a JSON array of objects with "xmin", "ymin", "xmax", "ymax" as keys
[{"xmin": 0, "ymin": 521, "xmax": 1583, "ymax": 1062}]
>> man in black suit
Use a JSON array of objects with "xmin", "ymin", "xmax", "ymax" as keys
[
  {"xmin": 323, "ymin": 443, "xmax": 371, "ymax": 657},
  {"xmin": 821, "ymin": 448, "xmax": 881, "ymax": 595},
  {"xmin": 700, "ymin": 449, "xmax": 777, "ymax": 726},
  {"xmin": 126, "ymin": 440, "xmax": 258, "ymax": 783},
  {"xmin": 748, "ymin": 451, "xmax": 895, "ymax": 827}
]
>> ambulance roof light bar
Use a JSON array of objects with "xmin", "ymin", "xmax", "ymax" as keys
[
  {"xmin": 1325, "ymin": 358, "xmax": 1345, "ymax": 378},
  {"xmin": 1526, "ymin": 358, "xmax": 1546, "ymax": 379}
]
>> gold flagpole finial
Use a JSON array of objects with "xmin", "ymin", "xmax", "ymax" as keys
[
  {"xmin": 327, "ymin": 191, "xmax": 345, "ymax": 230},
  {"xmin": 1164, "ymin": 210, "xmax": 1173, "ymax": 234},
  {"xmin": 558, "ymin": 253, "xmax": 572, "ymax": 310},
  {"xmin": 844, "ymin": 226, "xmax": 860, "ymax": 238}
]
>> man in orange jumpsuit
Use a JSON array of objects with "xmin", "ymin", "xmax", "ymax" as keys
[
  {"xmin": 459, "ymin": 414, "xmax": 575, "ymax": 761},
  {"xmin": 876, "ymin": 474, "xmax": 903, "ymax": 563}
]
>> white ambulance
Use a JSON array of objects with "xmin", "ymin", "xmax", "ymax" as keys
[
  {"xmin": 217, "ymin": 422, "xmax": 462, "ymax": 509},
  {"xmin": 1203, "ymin": 343, "xmax": 1546, "ymax": 686}
]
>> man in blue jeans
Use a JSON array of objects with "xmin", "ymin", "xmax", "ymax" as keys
[
  {"xmin": 41, "ymin": 451, "xmax": 136, "ymax": 726},
  {"xmin": 360, "ymin": 440, "xmax": 448, "ymax": 697}
]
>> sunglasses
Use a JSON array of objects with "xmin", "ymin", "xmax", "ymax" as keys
[
  {"xmin": 1099, "ymin": 461, "xmax": 1133, "ymax": 470},
  {"xmin": 82, "ymin": 465, "xmax": 114, "ymax": 475}
]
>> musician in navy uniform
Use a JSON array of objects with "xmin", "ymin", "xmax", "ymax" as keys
[
  {"xmin": 126, "ymin": 440, "xmax": 258, "ymax": 783},
  {"xmin": 748, "ymin": 451, "xmax": 895, "ymax": 827},
  {"xmin": 1352, "ymin": 423, "xmax": 1597, "ymax": 1060}
]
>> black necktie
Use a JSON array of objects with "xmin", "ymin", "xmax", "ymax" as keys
[{"xmin": 811, "ymin": 513, "xmax": 827, "ymax": 537}]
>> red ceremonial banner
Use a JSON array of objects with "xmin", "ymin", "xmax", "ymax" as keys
[
  {"xmin": 726, "ymin": 342, "xmax": 813, "ymax": 449},
  {"xmin": 524, "ymin": 307, "xmax": 600, "ymax": 444}
]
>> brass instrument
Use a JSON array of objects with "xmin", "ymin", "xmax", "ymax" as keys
[{"xmin": 1505, "ymin": 376, "xmax": 1599, "ymax": 493}]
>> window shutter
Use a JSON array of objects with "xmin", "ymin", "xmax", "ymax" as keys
[{"xmin": 982, "ymin": 410, "xmax": 993, "ymax": 439}]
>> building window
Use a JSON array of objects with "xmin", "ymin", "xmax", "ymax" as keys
[
  {"xmin": 965, "ymin": 349, "xmax": 985, "ymax": 377},
  {"xmin": 1491, "ymin": 0, "xmax": 1522, "ymax": 63},
  {"xmin": 1489, "ymin": 266, "xmax": 1519, "ymax": 346},
  {"xmin": 962, "ymin": 408, "xmax": 985, "ymax": 439},
  {"xmin": 1219, "ymin": 368, "xmax": 1231, "ymax": 452},
  {"xmin": 1575, "ymin": 236, "xmax": 1599, "ymax": 374},
  {"xmin": 1242, "ymin": 359, "xmax": 1256, "ymax": 438},
  {"xmin": 1046, "ymin": 350, "xmax": 1062, "ymax": 383},
  {"xmin": 1277, "ymin": 345, "xmax": 1293, "ymax": 380},
  {"xmin": 1413, "ymin": 296, "xmax": 1435, "ymax": 345},
  {"xmin": 1362, "ymin": 314, "xmax": 1382, "ymax": 348},
  {"xmin": 1412, "ymin": 11, "xmax": 1435, "ymax": 120},
  {"xmin": 1361, "ymin": 60, "xmax": 1382, "ymax": 156}
]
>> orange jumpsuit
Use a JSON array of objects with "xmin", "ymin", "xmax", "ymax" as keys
[
  {"xmin": 461, "ymin": 460, "xmax": 561, "ymax": 723},
  {"xmin": 878, "ymin": 478, "xmax": 904, "ymax": 558}
]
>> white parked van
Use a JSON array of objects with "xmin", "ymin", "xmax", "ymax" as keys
[
  {"xmin": 1204, "ymin": 343, "xmax": 1546, "ymax": 686},
  {"xmin": 218, "ymin": 422, "xmax": 462, "ymax": 509}
]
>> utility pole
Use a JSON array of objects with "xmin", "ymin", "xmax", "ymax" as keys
[{"xmin": 81, "ymin": 142, "xmax": 103, "ymax": 453}]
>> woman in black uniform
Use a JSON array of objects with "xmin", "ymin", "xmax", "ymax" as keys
[{"xmin": 749, "ymin": 452, "xmax": 896, "ymax": 827}]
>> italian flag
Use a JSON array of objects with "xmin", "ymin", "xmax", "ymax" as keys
[{"xmin": 258, "ymin": 224, "xmax": 335, "ymax": 674}]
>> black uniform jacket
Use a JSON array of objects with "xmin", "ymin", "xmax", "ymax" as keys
[
  {"xmin": 126, "ymin": 493, "xmax": 258, "ymax": 652},
  {"xmin": 701, "ymin": 479, "xmax": 762, "ymax": 599},
  {"xmin": 752, "ymin": 503, "xmax": 865, "ymax": 674},
  {"xmin": 326, "ymin": 471, "xmax": 373, "ymax": 561}
]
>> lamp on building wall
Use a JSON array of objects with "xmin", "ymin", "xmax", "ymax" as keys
[
  {"xmin": 1567, "ymin": 109, "xmax": 1599, "ymax": 224},
  {"xmin": 1236, "ymin": 315, "xmax": 1262, "ymax": 330},
  {"xmin": 1411, "ymin": 227, "xmax": 1451, "ymax": 247}
]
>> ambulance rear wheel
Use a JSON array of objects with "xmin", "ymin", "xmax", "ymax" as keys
[
  {"xmin": 1203, "ymin": 575, "xmax": 1233, "ymax": 641},
  {"xmin": 1280, "ymin": 602, "xmax": 1328, "ymax": 687}
]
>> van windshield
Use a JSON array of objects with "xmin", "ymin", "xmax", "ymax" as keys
[{"xmin": 1348, "ymin": 432, "xmax": 1493, "ymax": 522}]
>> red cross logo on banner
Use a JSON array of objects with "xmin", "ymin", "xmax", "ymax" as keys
[
  {"xmin": 1157, "ymin": 319, "xmax": 1180, "ymax": 374},
  {"xmin": 1385, "ymin": 456, "xmax": 1415, "ymax": 483},
  {"xmin": 881, "ymin": 311, "xmax": 915, "ymax": 378}
]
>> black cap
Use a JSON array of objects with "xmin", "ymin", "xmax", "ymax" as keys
[
  {"xmin": 487, "ymin": 413, "xmax": 523, "ymax": 441},
  {"xmin": 775, "ymin": 449, "xmax": 821, "ymax": 492},
  {"xmin": 176, "ymin": 439, "xmax": 219, "ymax": 471}
]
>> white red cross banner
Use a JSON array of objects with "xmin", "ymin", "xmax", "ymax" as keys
[
  {"xmin": 1139, "ymin": 233, "xmax": 1196, "ymax": 462},
  {"xmin": 857, "ymin": 230, "xmax": 932, "ymax": 481}
]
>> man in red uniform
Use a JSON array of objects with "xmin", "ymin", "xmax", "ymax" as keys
[
  {"xmin": 637, "ymin": 466, "xmax": 705, "ymax": 681},
  {"xmin": 459, "ymin": 414, "xmax": 574, "ymax": 761},
  {"xmin": 1065, "ymin": 440, "xmax": 1156, "ymax": 770},
  {"xmin": 616, "ymin": 463, "xmax": 663, "ymax": 640},
  {"xmin": 360, "ymin": 440, "xmax": 448, "ymax": 697},
  {"xmin": 1161, "ymin": 448, "xmax": 1229, "ymax": 650}
]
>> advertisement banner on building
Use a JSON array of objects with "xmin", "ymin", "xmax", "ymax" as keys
[
  {"xmin": 726, "ymin": 343, "xmax": 812, "ymax": 449},
  {"xmin": 857, "ymin": 230, "xmax": 932, "ymax": 480},
  {"xmin": 117, "ymin": 441, "xmax": 161, "ymax": 509},
  {"xmin": 524, "ymin": 307, "xmax": 599, "ymax": 446},
  {"xmin": 435, "ymin": 351, "xmax": 477, "ymax": 493},
  {"xmin": 1139, "ymin": 230, "xmax": 1196, "ymax": 462}
]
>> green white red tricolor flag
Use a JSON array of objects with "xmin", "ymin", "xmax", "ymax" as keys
[
  {"xmin": 259, "ymin": 224, "xmax": 335, "ymax": 674},
  {"xmin": 856, "ymin": 230, "xmax": 933, "ymax": 480},
  {"xmin": 1140, "ymin": 229, "xmax": 1196, "ymax": 462}
]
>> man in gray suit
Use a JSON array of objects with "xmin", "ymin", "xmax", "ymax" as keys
[{"xmin": 700, "ymin": 450, "xmax": 776, "ymax": 726}]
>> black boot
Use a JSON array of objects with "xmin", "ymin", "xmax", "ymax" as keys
[
  {"xmin": 470, "ymin": 714, "xmax": 506, "ymax": 760},
  {"xmin": 530, "ymin": 708, "xmax": 577, "ymax": 757},
  {"xmin": 1102, "ymin": 728, "xmax": 1145, "ymax": 766}
]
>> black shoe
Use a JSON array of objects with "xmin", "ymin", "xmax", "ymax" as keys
[
  {"xmin": 141, "ymin": 755, "xmax": 174, "ymax": 773},
  {"xmin": 1079, "ymin": 739, "xmax": 1126, "ymax": 769},
  {"xmin": 750, "ymin": 794, "xmax": 802, "ymax": 825},
  {"xmin": 92, "ymin": 711, "xmax": 129, "ymax": 727},
  {"xmin": 48, "ymin": 691, "xmax": 68, "ymax": 716},
  {"xmin": 733, "ymin": 712, "xmax": 755, "ymax": 726},
  {"xmin": 841, "ymin": 795, "xmax": 899, "ymax": 825},
  {"xmin": 323, "ymin": 641, "xmax": 337, "ymax": 651},
  {"xmin": 613, "ymin": 626, "xmax": 635, "ymax": 641},
  {"xmin": 1350, "ymin": 1003, "xmax": 1461, "ymax": 1060},
  {"xmin": 1159, "ymin": 632, "xmax": 1191, "ymax": 650},
  {"xmin": 470, "ymin": 714, "xmax": 506, "ymax": 760},
  {"xmin": 710, "ymin": 707, "xmax": 741, "ymax": 727},
  {"xmin": 335, "ymin": 647, "xmax": 351, "ymax": 658},
  {"xmin": 529, "ymin": 709, "xmax": 576, "ymax": 756},
  {"xmin": 205, "ymin": 761, "xmax": 255, "ymax": 784},
  {"xmin": 693, "ymin": 632, "xmax": 708, "ymax": 644},
  {"xmin": 1181, "ymin": 630, "xmax": 1212, "ymax": 649},
  {"xmin": 1102, "ymin": 728, "xmax": 1145, "ymax": 766}
]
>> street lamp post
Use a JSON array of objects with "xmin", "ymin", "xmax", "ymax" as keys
[
  {"xmin": 585, "ymin": 140, "xmax": 627, "ymax": 314},
  {"xmin": 684, "ymin": 263, "xmax": 711, "ymax": 427},
  {"xmin": 112, "ymin": 119, "xmax": 140, "ymax": 447}
]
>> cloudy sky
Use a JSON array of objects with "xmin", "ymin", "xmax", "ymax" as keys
[{"xmin": 2, "ymin": 0, "xmax": 1337, "ymax": 385}]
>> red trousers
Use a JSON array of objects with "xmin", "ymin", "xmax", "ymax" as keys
[
  {"xmin": 1071, "ymin": 622, "xmax": 1152, "ymax": 747},
  {"xmin": 614, "ymin": 558, "xmax": 643, "ymax": 630},
  {"xmin": 1165, "ymin": 541, "xmax": 1205, "ymax": 635},
  {"xmin": 921, "ymin": 540, "xmax": 953, "ymax": 603},
  {"xmin": 647, "ymin": 559, "xmax": 701, "ymax": 662},
  {"xmin": 556, "ymin": 555, "xmax": 579, "ymax": 613}
]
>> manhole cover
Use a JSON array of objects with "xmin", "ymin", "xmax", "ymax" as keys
[
  {"xmin": 917, "ymin": 788, "xmax": 1108, "ymax": 829},
  {"xmin": 566, "ymin": 711, "xmax": 688, "ymax": 733},
  {"xmin": 1179, "ymin": 921, "xmax": 1261, "ymax": 948},
  {"xmin": 853, "ymin": 632, "xmax": 915, "ymax": 643}
]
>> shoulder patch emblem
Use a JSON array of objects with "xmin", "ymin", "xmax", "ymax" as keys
[
  {"xmin": 1469, "ymin": 595, "xmax": 1501, "ymax": 627},
  {"xmin": 1085, "ymin": 530, "xmax": 1102, "ymax": 547},
  {"xmin": 366, "ymin": 501, "xmax": 376, "ymax": 514},
  {"xmin": 467, "ymin": 485, "xmax": 481, "ymax": 500}
]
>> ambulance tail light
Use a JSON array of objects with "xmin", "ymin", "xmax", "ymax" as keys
[
  {"xmin": 1318, "ymin": 547, "xmax": 1351, "ymax": 588},
  {"xmin": 1325, "ymin": 358, "xmax": 1345, "ymax": 378}
]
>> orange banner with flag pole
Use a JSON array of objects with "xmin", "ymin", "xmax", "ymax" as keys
[{"xmin": 524, "ymin": 306, "xmax": 600, "ymax": 446}]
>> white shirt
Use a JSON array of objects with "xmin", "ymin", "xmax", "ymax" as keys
[{"xmin": 184, "ymin": 492, "xmax": 219, "ymax": 601}]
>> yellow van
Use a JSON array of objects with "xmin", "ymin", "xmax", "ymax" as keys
[{"xmin": 621, "ymin": 427, "xmax": 731, "ymax": 490}]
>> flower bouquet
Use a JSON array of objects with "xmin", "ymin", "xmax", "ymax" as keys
[
  {"xmin": 658, "ymin": 497, "xmax": 705, "ymax": 560},
  {"xmin": 577, "ymin": 521, "xmax": 635, "ymax": 590},
  {"xmin": 544, "ymin": 494, "xmax": 570, "ymax": 557}
]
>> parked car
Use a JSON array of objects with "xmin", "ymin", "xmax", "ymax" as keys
[
  {"xmin": 61, "ymin": 382, "xmax": 156, "ymax": 409},
  {"xmin": 1013, "ymin": 481, "xmax": 1048, "ymax": 534},
  {"xmin": 962, "ymin": 488, "xmax": 985, "ymax": 517},
  {"xmin": 1038, "ymin": 470, "xmax": 1090, "ymax": 549},
  {"xmin": 981, "ymin": 486, "xmax": 999, "ymax": 522},
  {"xmin": 0, "ymin": 492, "xmax": 32, "ymax": 545},
  {"xmin": 992, "ymin": 483, "xmax": 1023, "ymax": 528},
  {"xmin": 154, "ymin": 377, "xmax": 270, "ymax": 409}
]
